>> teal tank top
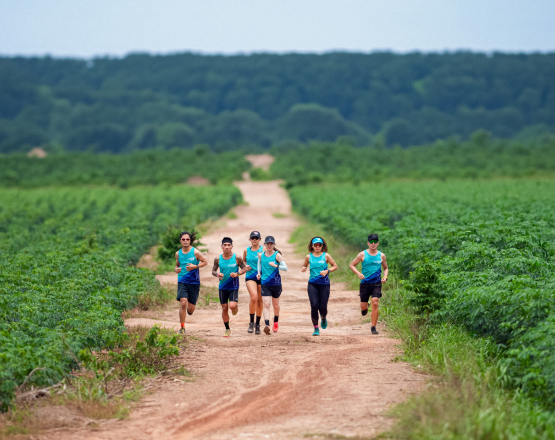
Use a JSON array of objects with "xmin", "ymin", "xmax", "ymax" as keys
[
  {"xmin": 178, "ymin": 247, "xmax": 200, "ymax": 284},
  {"xmin": 246, "ymin": 246, "xmax": 263, "ymax": 280},
  {"xmin": 261, "ymin": 251, "xmax": 281, "ymax": 286},
  {"xmin": 361, "ymin": 250, "xmax": 381, "ymax": 284},
  {"xmin": 309, "ymin": 252, "xmax": 329, "ymax": 285},
  {"xmin": 219, "ymin": 253, "xmax": 239, "ymax": 290}
]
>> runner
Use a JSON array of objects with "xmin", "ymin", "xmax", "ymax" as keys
[
  {"xmin": 243, "ymin": 231, "xmax": 264, "ymax": 335},
  {"xmin": 175, "ymin": 231, "xmax": 208, "ymax": 335},
  {"xmin": 212, "ymin": 237, "xmax": 247, "ymax": 337},
  {"xmin": 301, "ymin": 237, "xmax": 338, "ymax": 336},
  {"xmin": 349, "ymin": 233, "xmax": 388, "ymax": 335},
  {"xmin": 258, "ymin": 236, "xmax": 287, "ymax": 335}
]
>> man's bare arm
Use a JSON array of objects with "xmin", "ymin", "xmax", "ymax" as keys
[
  {"xmin": 212, "ymin": 258, "xmax": 220, "ymax": 278},
  {"xmin": 381, "ymin": 253, "xmax": 389, "ymax": 283},
  {"xmin": 349, "ymin": 252, "xmax": 365, "ymax": 280},
  {"xmin": 233, "ymin": 256, "xmax": 247, "ymax": 277},
  {"xmin": 174, "ymin": 251, "xmax": 181, "ymax": 273},
  {"xmin": 194, "ymin": 249, "xmax": 208, "ymax": 269}
]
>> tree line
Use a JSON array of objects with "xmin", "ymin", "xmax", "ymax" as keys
[{"xmin": 1, "ymin": 51, "xmax": 554, "ymax": 153}]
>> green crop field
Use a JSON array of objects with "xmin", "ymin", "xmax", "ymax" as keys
[
  {"xmin": 290, "ymin": 180, "xmax": 555, "ymax": 409},
  {"xmin": 0, "ymin": 184, "xmax": 242, "ymax": 410}
]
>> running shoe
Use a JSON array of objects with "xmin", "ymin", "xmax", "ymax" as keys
[
  {"xmin": 255, "ymin": 324, "xmax": 261, "ymax": 335},
  {"xmin": 248, "ymin": 322, "xmax": 255, "ymax": 333},
  {"xmin": 232, "ymin": 305, "xmax": 239, "ymax": 316},
  {"xmin": 312, "ymin": 328, "xmax": 320, "ymax": 336},
  {"xmin": 273, "ymin": 322, "xmax": 279, "ymax": 333},
  {"xmin": 224, "ymin": 329, "xmax": 231, "ymax": 337},
  {"xmin": 264, "ymin": 325, "xmax": 271, "ymax": 335},
  {"xmin": 321, "ymin": 317, "xmax": 327, "ymax": 330},
  {"xmin": 178, "ymin": 328, "xmax": 186, "ymax": 335},
  {"xmin": 371, "ymin": 326, "xmax": 379, "ymax": 335}
]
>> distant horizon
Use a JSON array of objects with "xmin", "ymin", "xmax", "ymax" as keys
[{"xmin": 2, "ymin": 48, "xmax": 555, "ymax": 61}]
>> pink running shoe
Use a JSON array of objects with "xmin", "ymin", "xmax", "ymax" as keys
[{"xmin": 273, "ymin": 322, "xmax": 279, "ymax": 333}]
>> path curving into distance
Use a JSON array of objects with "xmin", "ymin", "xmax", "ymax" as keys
[{"xmin": 53, "ymin": 177, "xmax": 426, "ymax": 440}]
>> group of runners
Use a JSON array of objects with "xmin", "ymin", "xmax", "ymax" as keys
[{"xmin": 174, "ymin": 230, "xmax": 388, "ymax": 337}]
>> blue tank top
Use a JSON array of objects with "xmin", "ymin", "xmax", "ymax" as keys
[
  {"xmin": 261, "ymin": 251, "xmax": 281, "ymax": 286},
  {"xmin": 246, "ymin": 246, "xmax": 263, "ymax": 280},
  {"xmin": 219, "ymin": 253, "xmax": 239, "ymax": 290},
  {"xmin": 361, "ymin": 250, "xmax": 381, "ymax": 284},
  {"xmin": 309, "ymin": 252, "xmax": 329, "ymax": 285},
  {"xmin": 178, "ymin": 247, "xmax": 200, "ymax": 284}
]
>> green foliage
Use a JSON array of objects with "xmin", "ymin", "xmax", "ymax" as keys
[
  {"xmin": 157, "ymin": 226, "xmax": 202, "ymax": 262},
  {"xmin": 1, "ymin": 52, "xmax": 555, "ymax": 152},
  {"xmin": 380, "ymin": 282, "xmax": 555, "ymax": 439},
  {"xmin": 0, "ymin": 184, "xmax": 241, "ymax": 410},
  {"xmin": 0, "ymin": 149, "xmax": 249, "ymax": 188},
  {"xmin": 79, "ymin": 326, "xmax": 179, "ymax": 378},
  {"xmin": 289, "ymin": 179, "xmax": 555, "ymax": 408},
  {"xmin": 249, "ymin": 168, "xmax": 273, "ymax": 181},
  {"xmin": 271, "ymin": 135, "xmax": 555, "ymax": 186}
]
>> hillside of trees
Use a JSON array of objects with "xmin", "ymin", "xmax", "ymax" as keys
[{"xmin": 1, "ymin": 51, "xmax": 554, "ymax": 153}]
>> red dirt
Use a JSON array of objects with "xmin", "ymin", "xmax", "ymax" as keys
[{"xmin": 48, "ymin": 181, "xmax": 426, "ymax": 440}]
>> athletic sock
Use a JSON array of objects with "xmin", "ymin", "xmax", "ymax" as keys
[
  {"xmin": 265, "ymin": 319, "xmax": 270, "ymax": 326},
  {"xmin": 361, "ymin": 309, "xmax": 368, "ymax": 316},
  {"xmin": 314, "ymin": 325, "xmax": 319, "ymax": 329},
  {"xmin": 180, "ymin": 323, "xmax": 184, "ymax": 328},
  {"xmin": 250, "ymin": 313, "xmax": 255, "ymax": 323},
  {"xmin": 224, "ymin": 322, "xmax": 230, "ymax": 330},
  {"xmin": 256, "ymin": 315, "xmax": 261, "ymax": 325},
  {"xmin": 274, "ymin": 315, "xmax": 279, "ymax": 322}
]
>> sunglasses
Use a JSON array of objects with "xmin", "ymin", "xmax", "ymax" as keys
[
  {"xmin": 181, "ymin": 238, "xmax": 190, "ymax": 241},
  {"xmin": 251, "ymin": 237, "xmax": 261, "ymax": 240},
  {"xmin": 369, "ymin": 240, "xmax": 378, "ymax": 244},
  {"xmin": 313, "ymin": 243, "xmax": 323, "ymax": 246}
]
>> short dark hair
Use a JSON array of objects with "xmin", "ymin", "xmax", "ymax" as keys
[
  {"xmin": 368, "ymin": 234, "xmax": 379, "ymax": 242},
  {"xmin": 308, "ymin": 236, "xmax": 329, "ymax": 253},
  {"xmin": 222, "ymin": 237, "xmax": 233, "ymax": 244}
]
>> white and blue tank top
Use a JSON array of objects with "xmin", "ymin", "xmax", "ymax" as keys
[
  {"xmin": 178, "ymin": 247, "xmax": 200, "ymax": 285},
  {"xmin": 361, "ymin": 250, "xmax": 382, "ymax": 284},
  {"xmin": 245, "ymin": 246, "xmax": 263, "ymax": 281},
  {"xmin": 308, "ymin": 252, "xmax": 329, "ymax": 285},
  {"xmin": 261, "ymin": 251, "xmax": 281, "ymax": 286},
  {"xmin": 219, "ymin": 253, "xmax": 239, "ymax": 290}
]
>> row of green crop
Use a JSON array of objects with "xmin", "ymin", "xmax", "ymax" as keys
[
  {"xmin": 0, "ymin": 147, "xmax": 249, "ymax": 188},
  {"xmin": 290, "ymin": 179, "xmax": 555, "ymax": 408},
  {"xmin": 0, "ymin": 184, "xmax": 242, "ymax": 410},
  {"xmin": 270, "ymin": 134, "xmax": 555, "ymax": 187}
]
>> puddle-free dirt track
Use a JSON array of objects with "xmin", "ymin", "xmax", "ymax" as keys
[{"xmin": 52, "ymin": 180, "xmax": 426, "ymax": 440}]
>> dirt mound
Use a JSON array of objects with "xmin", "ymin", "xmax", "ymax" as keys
[{"xmin": 245, "ymin": 154, "xmax": 274, "ymax": 171}]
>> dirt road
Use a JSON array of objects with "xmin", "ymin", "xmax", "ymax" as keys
[{"xmin": 59, "ymin": 180, "xmax": 425, "ymax": 440}]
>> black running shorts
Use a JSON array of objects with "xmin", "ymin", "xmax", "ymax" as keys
[
  {"xmin": 177, "ymin": 283, "xmax": 200, "ymax": 305},
  {"xmin": 261, "ymin": 284, "xmax": 282, "ymax": 298},
  {"xmin": 359, "ymin": 282, "xmax": 382, "ymax": 302},
  {"xmin": 219, "ymin": 289, "xmax": 239, "ymax": 304}
]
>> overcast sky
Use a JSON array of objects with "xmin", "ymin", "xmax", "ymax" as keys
[{"xmin": 1, "ymin": 0, "xmax": 554, "ymax": 58}]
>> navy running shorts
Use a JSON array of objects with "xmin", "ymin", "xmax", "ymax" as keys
[
  {"xmin": 177, "ymin": 283, "xmax": 200, "ymax": 305},
  {"xmin": 261, "ymin": 284, "xmax": 282, "ymax": 298},
  {"xmin": 245, "ymin": 275, "xmax": 261, "ymax": 285},
  {"xmin": 219, "ymin": 288, "xmax": 239, "ymax": 304},
  {"xmin": 359, "ymin": 282, "xmax": 382, "ymax": 302}
]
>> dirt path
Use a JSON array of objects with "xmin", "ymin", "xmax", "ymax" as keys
[{"xmin": 53, "ymin": 180, "xmax": 426, "ymax": 440}]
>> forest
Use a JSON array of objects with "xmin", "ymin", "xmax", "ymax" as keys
[{"xmin": 1, "ymin": 51, "xmax": 555, "ymax": 153}]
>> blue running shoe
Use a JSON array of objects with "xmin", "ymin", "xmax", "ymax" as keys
[
  {"xmin": 321, "ymin": 317, "xmax": 327, "ymax": 329},
  {"xmin": 312, "ymin": 327, "xmax": 320, "ymax": 336}
]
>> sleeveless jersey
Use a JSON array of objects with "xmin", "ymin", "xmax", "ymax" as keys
[
  {"xmin": 219, "ymin": 253, "xmax": 239, "ymax": 290},
  {"xmin": 261, "ymin": 251, "xmax": 281, "ymax": 286},
  {"xmin": 178, "ymin": 247, "xmax": 200, "ymax": 284},
  {"xmin": 361, "ymin": 250, "xmax": 382, "ymax": 284},
  {"xmin": 246, "ymin": 246, "xmax": 263, "ymax": 281},
  {"xmin": 309, "ymin": 252, "xmax": 329, "ymax": 285}
]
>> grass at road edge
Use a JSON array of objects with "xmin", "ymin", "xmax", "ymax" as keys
[{"xmin": 290, "ymin": 221, "xmax": 555, "ymax": 439}]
